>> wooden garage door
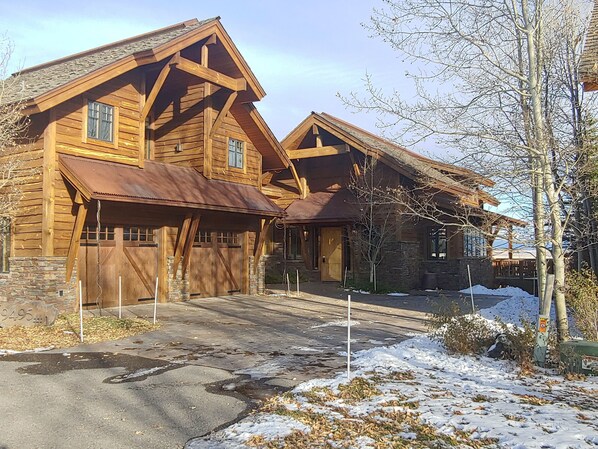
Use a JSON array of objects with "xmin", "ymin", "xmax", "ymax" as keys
[
  {"xmin": 189, "ymin": 231, "xmax": 243, "ymax": 297},
  {"xmin": 78, "ymin": 226, "xmax": 158, "ymax": 308}
]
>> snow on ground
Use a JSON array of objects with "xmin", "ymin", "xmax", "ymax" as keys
[
  {"xmin": 187, "ymin": 286, "xmax": 597, "ymax": 449},
  {"xmin": 387, "ymin": 292, "xmax": 409, "ymax": 297},
  {"xmin": 311, "ymin": 320, "xmax": 359, "ymax": 329}
]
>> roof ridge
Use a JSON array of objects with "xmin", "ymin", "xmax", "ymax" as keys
[
  {"xmin": 319, "ymin": 111, "xmax": 437, "ymax": 164},
  {"xmin": 15, "ymin": 18, "xmax": 217, "ymax": 76}
]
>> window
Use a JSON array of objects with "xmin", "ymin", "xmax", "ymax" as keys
[
  {"xmin": 0, "ymin": 218, "xmax": 10, "ymax": 273},
  {"xmin": 194, "ymin": 230, "xmax": 212, "ymax": 244},
  {"xmin": 81, "ymin": 225, "xmax": 115, "ymax": 242},
  {"xmin": 464, "ymin": 227, "xmax": 487, "ymax": 258},
  {"xmin": 285, "ymin": 227, "xmax": 301, "ymax": 260},
  {"xmin": 216, "ymin": 231, "xmax": 239, "ymax": 246},
  {"xmin": 228, "ymin": 138, "xmax": 244, "ymax": 169},
  {"xmin": 87, "ymin": 101, "xmax": 114, "ymax": 142},
  {"xmin": 428, "ymin": 227, "xmax": 447, "ymax": 260},
  {"xmin": 123, "ymin": 226, "xmax": 155, "ymax": 244}
]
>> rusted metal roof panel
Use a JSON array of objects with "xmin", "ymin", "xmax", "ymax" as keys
[
  {"xmin": 59, "ymin": 155, "xmax": 283, "ymax": 217},
  {"xmin": 284, "ymin": 189, "xmax": 358, "ymax": 224}
]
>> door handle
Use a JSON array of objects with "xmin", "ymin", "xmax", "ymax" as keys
[{"xmin": 322, "ymin": 256, "xmax": 326, "ymax": 263}]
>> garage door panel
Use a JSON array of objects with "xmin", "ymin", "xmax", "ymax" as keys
[{"xmin": 121, "ymin": 246, "xmax": 157, "ymax": 302}]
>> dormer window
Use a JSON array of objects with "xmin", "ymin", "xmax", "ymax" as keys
[
  {"xmin": 228, "ymin": 138, "xmax": 244, "ymax": 169},
  {"xmin": 87, "ymin": 101, "xmax": 114, "ymax": 142}
]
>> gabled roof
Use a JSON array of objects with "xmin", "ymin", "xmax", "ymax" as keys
[
  {"xmin": 282, "ymin": 112, "xmax": 499, "ymax": 207},
  {"xmin": 5, "ymin": 18, "xmax": 266, "ymax": 113},
  {"xmin": 59, "ymin": 155, "xmax": 283, "ymax": 217},
  {"xmin": 580, "ymin": 3, "xmax": 598, "ymax": 90}
]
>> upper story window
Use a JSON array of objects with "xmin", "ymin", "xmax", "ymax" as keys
[
  {"xmin": 0, "ymin": 218, "xmax": 10, "ymax": 273},
  {"xmin": 464, "ymin": 227, "xmax": 487, "ymax": 258},
  {"xmin": 228, "ymin": 138, "xmax": 244, "ymax": 169},
  {"xmin": 87, "ymin": 101, "xmax": 114, "ymax": 142},
  {"xmin": 428, "ymin": 227, "xmax": 447, "ymax": 260}
]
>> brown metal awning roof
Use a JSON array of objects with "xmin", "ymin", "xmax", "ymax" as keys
[
  {"xmin": 284, "ymin": 189, "xmax": 359, "ymax": 224},
  {"xmin": 59, "ymin": 155, "xmax": 283, "ymax": 217}
]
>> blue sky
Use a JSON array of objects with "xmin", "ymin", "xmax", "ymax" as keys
[{"xmin": 0, "ymin": 0, "xmax": 421, "ymax": 147}]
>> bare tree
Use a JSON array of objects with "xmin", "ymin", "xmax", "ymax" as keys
[
  {"xmin": 349, "ymin": 156, "xmax": 400, "ymax": 291},
  {"xmin": 344, "ymin": 0, "xmax": 596, "ymax": 341},
  {"xmin": 0, "ymin": 35, "xmax": 29, "ymax": 218}
]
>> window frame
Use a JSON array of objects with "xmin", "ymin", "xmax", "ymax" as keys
[
  {"xmin": 227, "ymin": 137, "xmax": 245, "ymax": 170},
  {"xmin": 427, "ymin": 227, "xmax": 447, "ymax": 260},
  {"xmin": 83, "ymin": 99, "xmax": 118, "ymax": 148},
  {"xmin": 463, "ymin": 227, "xmax": 487, "ymax": 258}
]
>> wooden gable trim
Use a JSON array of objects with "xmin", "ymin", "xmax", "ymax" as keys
[
  {"xmin": 231, "ymin": 103, "xmax": 291, "ymax": 169},
  {"xmin": 288, "ymin": 162, "xmax": 305, "ymax": 199},
  {"xmin": 172, "ymin": 54, "xmax": 246, "ymax": 92},
  {"xmin": 65, "ymin": 193, "xmax": 88, "ymax": 281},
  {"xmin": 210, "ymin": 91, "xmax": 238, "ymax": 138},
  {"xmin": 291, "ymin": 114, "xmax": 481, "ymax": 206},
  {"xmin": 22, "ymin": 20, "xmax": 263, "ymax": 115},
  {"xmin": 141, "ymin": 53, "xmax": 178, "ymax": 121},
  {"xmin": 287, "ymin": 144, "xmax": 349, "ymax": 159}
]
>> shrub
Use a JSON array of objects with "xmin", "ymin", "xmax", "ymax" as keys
[
  {"xmin": 565, "ymin": 269, "xmax": 598, "ymax": 341},
  {"xmin": 495, "ymin": 319, "xmax": 537, "ymax": 372}
]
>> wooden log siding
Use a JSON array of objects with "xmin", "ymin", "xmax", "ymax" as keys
[
  {"xmin": 54, "ymin": 72, "xmax": 141, "ymax": 165},
  {"xmin": 7, "ymin": 118, "xmax": 46, "ymax": 257},
  {"xmin": 153, "ymin": 83, "xmax": 205, "ymax": 168}
]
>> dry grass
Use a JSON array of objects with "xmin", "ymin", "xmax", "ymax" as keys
[
  {"xmin": 0, "ymin": 313, "xmax": 159, "ymax": 351},
  {"xmin": 253, "ymin": 376, "xmax": 499, "ymax": 449}
]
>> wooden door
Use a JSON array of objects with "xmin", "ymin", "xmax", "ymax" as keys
[
  {"xmin": 78, "ymin": 226, "xmax": 158, "ymax": 308},
  {"xmin": 321, "ymin": 227, "xmax": 342, "ymax": 282},
  {"xmin": 189, "ymin": 231, "xmax": 243, "ymax": 297}
]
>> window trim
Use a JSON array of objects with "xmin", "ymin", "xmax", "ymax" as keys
[
  {"xmin": 82, "ymin": 99, "xmax": 119, "ymax": 149},
  {"xmin": 463, "ymin": 227, "xmax": 487, "ymax": 258},
  {"xmin": 227, "ymin": 136, "xmax": 246, "ymax": 172},
  {"xmin": 427, "ymin": 226, "xmax": 447, "ymax": 261}
]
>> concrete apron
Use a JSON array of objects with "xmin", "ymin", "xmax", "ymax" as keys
[{"xmin": 0, "ymin": 286, "xmax": 505, "ymax": 449}]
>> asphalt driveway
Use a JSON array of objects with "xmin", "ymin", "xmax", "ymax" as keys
[{"xmin": 0, "ymin": 284, "xmax": 505, "ymax": 449}]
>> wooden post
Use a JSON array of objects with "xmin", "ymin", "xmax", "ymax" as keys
[
  {"xmin": 65, "ymin": 194, "xmax": 88, "ymax": 281},
  {"xmin": 181, "ymin": 216, "xmax": 201, "ymax": 277},
  {"xmin": 42, "ymin": 109, "xmax": 56, "ymax": 256},
  {"xmin": 172, "ymin": 216, "xmax": 192, "ymax": 277}
]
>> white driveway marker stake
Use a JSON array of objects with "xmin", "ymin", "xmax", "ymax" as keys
[
  {"xmin": 79, "ymin": 280, "xmax": 84, "ymax": 343},
  {"xmin": 296, "ymin": 269, "xmax": 300, "ymax": 295},
  {"xmin": 347, "ymin": 294, "xmax": 351, "ymax": 380},
  {"xmin": 286, "ymin": 273, "xmax": 290, "ymax": 296},
  {"xmin": 153, "ymin": 277, "xmax": 159, "ymax": 325},
  {"xmin": 118, "ymin": 275, "xmax": 122, "ymax": 319},
  {"xmin": 467, "ymin": 264, "xmax": 475, "ymax": 313}
]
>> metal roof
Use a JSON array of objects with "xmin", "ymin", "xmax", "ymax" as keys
[
  {"xmin": 283, "ymin": 189, "xmax": 359, "ymax": 224},
  {"xmin": 59, "ymin": 155, "xmax": 283, "ymax": 217}
]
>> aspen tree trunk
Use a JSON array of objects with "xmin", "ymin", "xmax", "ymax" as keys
[{"xmin": 522, "ymin": 0, "xmax": 569, "ymax": 340}]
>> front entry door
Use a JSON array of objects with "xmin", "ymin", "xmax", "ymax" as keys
[{"xmin": 321, "ymin": 227, "xmax": 342, "ymax": 282}]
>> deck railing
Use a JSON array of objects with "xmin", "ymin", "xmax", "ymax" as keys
[{"xmin": 492, "ymin": 258, "xmax": 553, "ymax": 279}]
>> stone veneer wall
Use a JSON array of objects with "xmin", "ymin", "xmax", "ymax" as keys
[
  {"xmin": 0, "ymin": 257, "xmax": 78, "ymax": 313},
  {"xmin": 249, "ymin": 255, "xmax": 266, "ymax": 295},
  {"xmin": 374, "ymin": 241, "xmax": 422, "ymax": 290},
  {"xmin": 421, "ymin": 257, "xmax": 493, "ymax": 291},
  {"xmin": 167, "ymin": 256, "xmax": 189, "ymax": 302}
]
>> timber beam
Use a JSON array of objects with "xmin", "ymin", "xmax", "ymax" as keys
[
  {"xmin": 65, "ymin": 193, "xmax": 88, "ymax": 282},
  {"xmin": 288, "ymin": 161, "xmax": 305, "ymax": 198},
  {"xmin": 209, "ymin": 91, "xmax": 238, "ymax": 138},
  {"xmin": 287, "ymin": 144, "xmax": 349, "ymax": 159},
  {"xmin": 141, "ymin": 53, "xmax": 178, "ymax": 121},
  {"xmin": 172, "ymin": 215, "xmax": 192, "ymax": 277},
  {"xmin": 173, "ymin": 54, "xmax": 247, "ymax": 92},
  {"xmin": 181, "ymin": 215, "xmax": 201, "ymax": 277},
  {"xmin": 253, "ymin": 218, "xmax": 275, "ymax": 273}
]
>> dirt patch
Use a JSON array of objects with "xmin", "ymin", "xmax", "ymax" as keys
[{"xmin": 0, "ymin": 314, "xmax": 158, "ymax": 351}]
